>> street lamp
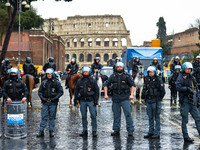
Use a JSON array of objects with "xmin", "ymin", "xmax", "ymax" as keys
[{"xmin": 168, "ymin": 30, "xmax": 175, "ymax": 57}]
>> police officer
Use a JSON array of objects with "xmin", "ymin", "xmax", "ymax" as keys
[
  {"xmin": 65, "ymin": 57, "xmax": 79, "ymax": 89},
  {"xmin": 192, "ymin": 55, "xmax": 200, "ymax": 73},
  {"xmin": 113, "ymin": 57, "xmax": 121, "ymax": 73},
  {"xmin": 91, "ymin": 57, "xmax": 102, "ymax": 75},
  {"xmin": 37, "ymin": 68, "xmax": 63, "ymax": 138},
  {"xmin": 176, "ymin": 62, "xmax": 200, "ymax": 143},
  {"xmin": 170, "ymin": 56, "xmax": 181, "ymax": 74},
  {"xmin": 104, "ymin": 62, "xmax": 135, "ymax": 136},
  {"xmin": 132, "ymin": 56, "xmax": 143, "ymax": 78},
  {"xmin": 142, "ymin": 66, "xmax": 165, "ymax": 139},
  {"xmin": 2, "ymin": 68, "xmax": 28, "ymax": 104},
  {"xmin": 193, "ymin": 56, "xmax": 200, "ymax": 90},
  {"xmin": 151, "ymin": 58, "xmax": 161, "ymax": 75},
  {"xmin": 1, "ymin": 58, "xmax": 12, "ymax": 79},
  {"xmin": 23, "ymin": 57, "xmax": 37, "ymax": 77},
  {"xmin": 43, "ymin": 57, "xmax": 56, "ymax": 72},
  {"xmin": 74, "ymin": 66, "xmax": 99, "ymax": 137}
]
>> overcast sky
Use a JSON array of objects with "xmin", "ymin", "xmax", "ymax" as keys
[{"xmin": 32, "ymin": 0, "xmax": 200, "ymax": 46}]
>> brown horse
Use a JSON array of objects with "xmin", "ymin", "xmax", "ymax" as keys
[
  {"xmin": 68, "ymin": 73, "xmax": 83, "ymax": 108},
  {"xmin": 22, "ymin": 74, "xmax": 35, "ymax": 107}
]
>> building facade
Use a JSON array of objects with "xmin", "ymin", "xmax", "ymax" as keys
[
  {"xmin": 0, "ymin": 29, "xmax": 65, "ymax": 71},
  {"xmin": 43, "ymin": 15, "xmax": 132, "ymax": 68}
]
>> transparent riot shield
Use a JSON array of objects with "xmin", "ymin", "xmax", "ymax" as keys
[{"xmin": 4, "ymin": 101, "xmax": 27, "ymax": 139}]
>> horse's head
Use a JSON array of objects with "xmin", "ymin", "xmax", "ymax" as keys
[
  {"xmin": 137, "ymin": 65, "xmax": 144, "ymax": 78},
  {"xmin": 94, "ymin": 69, "xmax": 101, "ymax": 81}
]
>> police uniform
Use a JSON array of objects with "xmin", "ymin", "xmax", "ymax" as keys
[
  {"xmin": 74, "ymin": 69, "xmax": 99, "ymax": 137},
  {"xmin": 151, "ymin": 62, "xmax": 161, "ymax": 71},
  {"xmin": 65, "ymin": 61, "xmax": 79, "ymax": 87},
  {"xmin": 91, "ymin": 63, "xmax": 102, "ymax": 74},
  {"xmin": 170, "ymin": 61, "xmax": 181, "ymax": 74},
  {"xmin": 1, "ymin": 60, "xmax": 12, "ymax": 78},
  {"xmin": 3, "ymin": 75, "xmax": 28, "ymax": 101},
  {"xmin": 43, "ymin": 62, "xmax": 56, "ymax": 72},
  {"xmin": 142, "ymin": 71, "xmax": 165, "ymax": 138},
  {"xmin": 176, "ymin": 65, "xmax": 200, "ymax": 142},
  {"xmin": 132, "ymin": 61, "xmax": 143, "ymax": 76},
  {"xmin": 37, "ymin": 69, "xmax": 63, "ymax": 137},
  {"xmin": 113, "ymin": 57, "xmax": 121, "ymax": 73},
  {"xmin": 104, "ymin": 70, "xmax": 135, "ymax": 135},
  {"xmin": 192, "ymin": 60, "xmax": 200, "ymax": 73},
  {"xmin": 23, "ymin": 63, "xmax": 36, "ymax": 76}
]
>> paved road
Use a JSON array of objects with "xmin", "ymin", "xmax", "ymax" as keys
[{"xmin": 0, "ymin": 83, "xmax": 200, "ymax": 150}]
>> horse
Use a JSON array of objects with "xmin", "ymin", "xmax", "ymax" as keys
[
  {"xmin": 22, "ymin": 74, "xmax": 35, "ymax": 107},
  {"xmin": 68, "ymin": 73, "xmax": 83, "ymax": 108},
  {"xmin": 93, "ymin": 69, "xmax": 103, "ymax": 107},
  {"xmin": 168, "ymin": 65, "xmax": 181, "ymax": 105},
  {"xmin": 131, "ymin": 65, "xmax": 144, "ymax": 105}
]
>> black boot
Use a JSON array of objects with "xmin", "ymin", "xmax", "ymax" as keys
[
  {"xmin": 92, "ymin": 131, "xmax": 97, "ymax": 137},
  {"xmin": 37, "ymin": 130, "xmax": 44, "ymax": 137},
  {"xmin": 184, "ymin": 137, "xmax": 194, "ymax": 143},
  {"xmin": 79, "ymin": 130, "xmax": 88, "ymax": 137},
  {"xmin": 111, "ymin": 131, "xmax": 120, "ymax": 136},
  {"xmin": 49, "ymin": 130, "xmax": 54, "ymax": 137},
  {"xmin": 144, "ymin": 133, "xmax": 153, "ymax": 138}
]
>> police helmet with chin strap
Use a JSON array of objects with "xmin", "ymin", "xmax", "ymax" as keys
[
  {"xmin": 9, "ymin": 68, "xmax": 18, "ymax": 74},
  {"xmin": 175, "ymin": 56, "xmax": 180, "ymax": 60},
  {"xmin": 196, "ymin": 55, "xmax": 200, "ymax": 59},
  {"xmin": 82, "ymin": 66, "xmax": 91, "ymax": 73},
  {"xmin": 115, "ymin": 62, "xmax": 124, "ymax": 68},
  {"xmin": 147, "ymin": 66, "xmax": 156, "ymax": 72},
  {"xmin": 182, "ymin": 62, "xmax": 193, "ymax": 72}
]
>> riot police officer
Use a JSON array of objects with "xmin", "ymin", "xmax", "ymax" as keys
[
  {"xmin": 193, "ymin": 56, "xmax": 200, "ymax": 90},
  {"xmin": 151, "ymin": 58, "xmax": 161, "ymax": 75},
  {"xmin": 23, "ymin": 57, "xmax": 37, "ymax": 77},
  {"xmin": 91, "ymin": 57, "xmax": 102, "ymax": 75},
  {"xmin": 170, "ymin": 56, "xmax": 181, "ymax": 74},
  {"xmin": 113, "ymin": 57, "xmax": 121, "ymax": 73},
  {"xmin": 176, "ymin": 62, "xmax": 200, "ymax": 143},
  {"xmin": 43, "ymin": 57, "xmax": 56, "ymax": 72},
  {"xmin": 192, "ymin": 55, "xmax": 200, "ymax": 73},
  {"xmin": 104, "ymin": 62, "xmax": 135, "ymax": 136},
  {"xmin": 2, "ymin": 68, "xmax": 28, "ymax": 104},
  {"xmin": 1, "ymin": 58, "xmax": 12, "ymax": 79},
  {"xmin": 142, "ymin": 66, "xmax": 165, "ymax": 139},
  {"xmin": 132, "ymin": 56, "xmax": 143, "ymax": 78},
  {"xmin": 74, "ymin": 66, "xmax": 99, "ymax": 137},
  {"xmin": 37, "ymin": 68, "xmax": 63, "ymax": 138},
  {"xmin": 65, "ymin": 57, "xmax": 79, "ymax": 89}
]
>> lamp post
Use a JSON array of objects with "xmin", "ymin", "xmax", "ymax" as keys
[{"xmin": 168, "ymin": 30, "xmax": 175, "ymax": 58}]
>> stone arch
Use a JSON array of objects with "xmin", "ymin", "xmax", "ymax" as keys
[
  {"xmin": 121, "ymin": 38, "xmax": 127, "ymax": 46},
  {"xmin": 87, "ymin": 54, "xmax": 92, "ymax": 62},
  {"xmin": 104, "ymin": 53, "xmax": 109, "ymax": 62},
  {"xmin": 79, "ymin": 53, "xmax": 84, "ymax": 62},
  {"xmin": 112, "ymin": 53, "xmax": 118, "ymax": 59},
  {"xmin": 104, "ymin": 38, "xmax": 109, "ymax": 47},
  {"xmin": 113, "ymin": 38, "xmax": 118, "ymax": 47},
  {"xmin": 88, "ymin": 38, "xmax": 92, "ymax": 47}
]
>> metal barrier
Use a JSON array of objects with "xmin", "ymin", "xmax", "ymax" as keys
[{"xmin": 4, "ymin": 101, "xmax": 27, "ymax": 139}]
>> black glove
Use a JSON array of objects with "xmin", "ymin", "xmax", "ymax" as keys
[
  {"xmin": 187, "ymin": 87, "xmax": 194, "ymax": 95},
  {"xmin": 93, "ymin": 102, "xmax": 97, "ymax": 106}
]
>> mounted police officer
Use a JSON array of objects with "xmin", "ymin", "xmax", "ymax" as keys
[
  {"xmin": 170, "ymin": 56, "xmax": 181, "ymax": 74},
  {"xmin": 193, "ymin": 56, "xmax": 200, "ymax": 90},
  {"xmin": 104, "ymin": 62, "xmax": 135, "ymax": 136},
  {"xmin": 74, "ymin": 66, "xmax": 99, "ymax": 137},
  {"xmin": 192, "ymin": 55, "xmax": 200, "ymax": 73},
  {"xmin": 65, "ymin": 57, "xmax": 79, "ymax": 89},
  {"xmin": 113, "ymin": 57, "xmax": 121, "ymax": 73},
  {"xmin": 43, "ymin": 57, "xmax": 56, "ymax": 72},
  {"xmin": 142, "ymin": 66, "xmax": 165, "ymax": 139},
  {"xmin": 23, "ymin": 57, "xmax": 36, "ymax": 76},
  {"xmin": 1, "ymin": 58, "xmax": 12, "ymax": 79},
  {"xmin": 37, "ymin": 68, "xmax": 63, "ymax": 138},
  {"xmin": 151, "ymin": 58, "xmax": 161, "ymax": 75},
  {"xmin": 2, "ymin": 68, "xmax": 28, "ymax": 104},
  {"xmin": 132, "ymin": 56, "xmax": 143, "ymax": 78},
  {"xmin": 91, "ymin": 57, "xmax": 102, "ymax": 75},
  {"xmin": 176, "ymin": 62, "xmax": 200, "ymax": 143}
]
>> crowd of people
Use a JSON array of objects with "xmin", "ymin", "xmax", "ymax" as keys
[{"xmin": 0, "ymin": 55, "xmax": 200, "ymax": 144}]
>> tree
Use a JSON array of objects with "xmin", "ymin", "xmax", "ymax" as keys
[
  {"xmin": 0, "ymin": 0, "xmax": 72, "ymax": 65},
  {"xmin": 156, "ymin": 17, "xmax": 166, "ymax": 42}
]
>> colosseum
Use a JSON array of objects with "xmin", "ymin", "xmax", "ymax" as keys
[{"xmin": 43, "ymin": 15, "xmax": 132, "ymax": 68}]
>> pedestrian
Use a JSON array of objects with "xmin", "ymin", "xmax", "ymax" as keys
[
  {"xmin": 176, "ymin": 62, "xmax": 200, "ymax": 143},
  {"xmin": 74, "ymin": 66, "xmax": 99, "ymax": 137},
  {"xmin": 37, "ymin": 68, "xmax": 63, "ymax": 138},
  {"xmin": 142, "ymin": 66, "xmax": 165, "ymax": 139},
  {"xmin": 104, "ymin": 62, "xmax": 135, "ymax": 136}
]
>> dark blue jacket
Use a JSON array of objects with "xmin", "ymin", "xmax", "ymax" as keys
[
  {"xmin": 91, "ymin": 63, "xmax": 102, "ymax": 74},
  {"xmin": 74, "ymin": 77, "xmax": 99, "ymax": 104},
  {"xmin": 176, "ymin": 72, "xmax": 200, "ymax": 105},
  {"xmin": 38, "ymin": 78, "xmax": 63, "ymax": 104},
  {"xmin": 104, "ymin": 72, "xmax": 135, "ymax": 102},
  {"xmin": 43, "ymin": 62, "xmax": 56, "ymax": 72},
  {"xmin": 132, "ymin": 62, "xmax": 143, "ymax": 75},
  {"xmin": 170, "ymin": 61, "xmax": 181, "ymax": 74}
]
